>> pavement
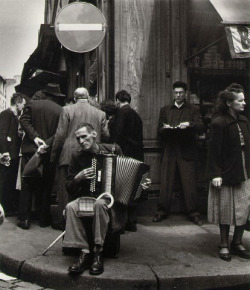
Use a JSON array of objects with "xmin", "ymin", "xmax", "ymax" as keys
[{"xmin": 0, "ymin": 215, "xmax": 250, "ymax": 290}]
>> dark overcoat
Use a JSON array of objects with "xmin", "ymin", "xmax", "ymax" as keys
[
  {"xmin": 206, "ymin": 113, "xmax": 250, "ymax": 185},
  {"xmin": 0, "ymin": 109, "xmax": 21, "ymax": 159},
  {"xmin": 20, "ymin": 99, "xmax": 62, "ymax": 154},
  {"xmin": 111, "ymin": 104, "xmax": 144, "ymax": 161},
  {"xmin": 158, "ymin": 102, "xmax": 204, "ymax": 161},
  {"xmin": 50, "ymin": 101, "xmax": 109, "ymax": 166}
]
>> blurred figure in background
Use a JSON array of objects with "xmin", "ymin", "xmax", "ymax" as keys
[
  {"xmin": 0, "ymin": 93, "xmax": 26, "ymax": 216},
  {"xmin": 100, "ymin": 100, "xmax": 117, "ymax": 142},
  {"xmin": 110, "ymin": 90, "xmax": 144, "ymax": 232}
]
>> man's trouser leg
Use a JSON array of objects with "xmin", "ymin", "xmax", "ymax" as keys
[
  {"xmin": 18, "ymin": 154, "xmax": 34, "ymax": 221},
  {"xmin": 176, "ymin": 154, "xmax": 199, "ymax": 217},
  {"xmin": 38, "ymin": 154, "xmax": 56, "ymax": 225},
  {"xmin": 93, "ymin": 199, "xmax": 110, "ymax": 251},
  {"xmin": 157, "ymin": 149, "xmax": 177, "ymax": 216},
  {"xmin": 57, "ymin": 165, "xmax": 69, "ymax": 224},
  {"xmin": 63, "ymin": 198, "xmax": 110, "ymax": 252}
]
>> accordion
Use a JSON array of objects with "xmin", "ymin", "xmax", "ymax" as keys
[{"xmin": 90, "ymin": 154, "xmax": 150, "ymax": 206}]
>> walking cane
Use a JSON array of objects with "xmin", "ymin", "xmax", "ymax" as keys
[{"xmin": 42, "ymin": 231, "xmax": 65, "ymax": 256}]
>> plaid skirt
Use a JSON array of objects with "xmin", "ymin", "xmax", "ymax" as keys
[{"xmin": 208, "ymin": 151, "xmax": 250, "ymax": 226}]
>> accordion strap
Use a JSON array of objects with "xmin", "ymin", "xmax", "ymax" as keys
[{"xmin": 96, "ymin": 192, "xmax": 114, "ymax": 209}]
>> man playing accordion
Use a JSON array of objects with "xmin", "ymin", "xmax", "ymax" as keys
[{"xmin": 64, "ymin": 122, "xmax": 150, "ymax": 276}]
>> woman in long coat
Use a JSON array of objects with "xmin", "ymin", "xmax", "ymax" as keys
[{"xmin": 207, "ymin": 84, "xmax": 250, "ymax": 261}]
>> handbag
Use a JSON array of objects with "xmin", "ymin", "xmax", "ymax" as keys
[
  {"xmin": 76, "ymin": 192, "xmax": 114, "ymax": 217},
  {"xmin": 22, "ymin": 152, "xmax": 44, "ymax": 179}
]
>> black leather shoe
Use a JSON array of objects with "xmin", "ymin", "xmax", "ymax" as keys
[
  {"xmin": 190, "ymin": 216, "xmax": 203, "ymax": 226},
  {"xmin": 89, "ymin": 252, "xmax": 104, "ymax": 275},
  {"xmin": 68, "ymin": 251, "xmax": 92, "ymax": 274},
  {"xmin": 231, "ymin": 243, "xmax": 250, "ymax": 259},
  {"xmin": 125, "ymin": 223, "xmax": 137, "ymax": 232},
  {"xmin": 152, "ymin": 214, "xmax": 167, "ymax": 222},
  {"xmin": 17, "ymin": 219, "xmax": 30, "ymax": 230},
  {"xmin": 39, "ymin": 221, "xmax": 51, "ymax": 228}
]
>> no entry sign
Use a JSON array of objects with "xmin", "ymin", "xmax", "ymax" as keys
[{"xmin": 54, "ymin": 2, "xmax": 107, "ymax": 53}]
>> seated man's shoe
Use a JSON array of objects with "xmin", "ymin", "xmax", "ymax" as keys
[
  {"xmin": 89, "ymin": 252, "xmax": 104, "ymax": 275},
  {"xmin": 231, "ymin": 243, "xmax": 250, "ymax": 259},
  {"xmin": 219, "ymin": 246, "xmax": 231, "ymax": 262},
  {"xmin": 68, "ymin": 251, "xmax": 92, "ymax": 274},
  {"xmin": 152, "ymin": 214, "xmax": 167, "ymax": 223},
  {"xmin": 17, "ymin": 219, "xmax": 30, "ymax": 230},
  {"xmin": 125, "ymin": 223, "xmax": 137, "ymax": 232},
  {"xmin": 190, "ymin": 215, "xmax": 203, "ymax": 226}
]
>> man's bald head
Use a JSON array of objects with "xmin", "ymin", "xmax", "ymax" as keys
[{"xmin": 74, "ymin": 87, "xmax": 89, "ymax": 100}]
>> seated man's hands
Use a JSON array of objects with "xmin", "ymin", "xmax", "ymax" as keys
[
  {"xmin": 74, "ymin": 167, "xmax": 95, "ymax": 182},
  {"xmin": 0, "ymin": 204, "xmax": 5, "ymax": 225},
  {"xmin": 141, "ymin": 178, "xmax": 151, "ymax": 190}
]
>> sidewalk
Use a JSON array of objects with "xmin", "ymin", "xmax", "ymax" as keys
[{"xmin": 0, "ymin": 215, "xmax": 249, "ymax": 290}]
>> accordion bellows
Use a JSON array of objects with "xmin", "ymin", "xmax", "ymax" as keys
[{"xmin": 90, "ymin": 154, "xmax": 150, "ymax": 206}]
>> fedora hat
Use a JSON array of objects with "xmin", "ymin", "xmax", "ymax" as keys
[{"xmin": 42, "ymin": 83, "xmax": 65, "ymax": 97}]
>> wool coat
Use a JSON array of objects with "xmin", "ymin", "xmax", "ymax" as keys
[
  {"xmin": 158, "ymin": 102, "xmax": 204, "ymax": 161},
  {"xmin": 20, "ymin": 98, "xmax": 62, "ymax": 154},
  {"xmin": 0, "ymin": 108, "xmax": 21, "ymax": 159},
  {"xmin": 110, "ymin": 104, "xmax": 144, "ymax": 161},
  {"xmin": 206, "ymin": 113, "xmax": 250, "ymax": 185},
  {"xmin": 50, "ymin": 101, "xmax": 110, "ymax": 166}
]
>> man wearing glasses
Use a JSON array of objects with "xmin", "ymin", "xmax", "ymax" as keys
[{"xmin": 153, "ymin": 81, "xmax": 204, "ymax": 226}]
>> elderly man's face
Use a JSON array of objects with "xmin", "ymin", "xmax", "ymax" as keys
[
  {"xmin": 173, "ymin": 87, "xmax": 186, "ymax": 105},
  {"xmin": 75, "ymin": 127, "xmax": 96, "ymax": 151}
]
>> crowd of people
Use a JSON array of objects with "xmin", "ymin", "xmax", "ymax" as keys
[{"xmin": 0, "ymin": 80, "xmax": 249, "ymax": 276}]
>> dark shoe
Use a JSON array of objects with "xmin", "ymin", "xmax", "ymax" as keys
[
  {"xmin": 89, "ymin": 252, "xmax": 104, "ymax": 275},
  {"xmin": 17, "ymin": 219, "xmax": 30, "ymax": 230},
  {"xmin": 125, "ymin": 223, "xmax": 137, "ymax": 232},
  {"xmin": 68, "ymin": 251, "xmax": 92, "ymax": 274},
  {"xmin": 152, "ymin": 214, "xmax": 167, "ymax": 223},
  {"xmin": 51, "ymin": 223, "xmax": 65, "ymax": 231},
  {"xmin": 39, "ymin": 221, "xmax": 51, "ymax": 228},
  {"xmin": 190, "ymin": 216, "xmax": 203, "ymax": 226},
  {"xmin": 231, "ymin": 243, "xmax": 250, "ymax": 259},
  {"xmin": 219, "ymin": 246, "xmax": 231, "ymax": 262}
]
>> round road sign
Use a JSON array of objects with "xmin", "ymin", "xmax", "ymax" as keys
[{"xmin": 54, "ymin": 2, "xmax": 106, "ymax": 53}]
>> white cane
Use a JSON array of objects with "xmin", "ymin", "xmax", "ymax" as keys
[{"xmin": 42, "ymin": 231, "xmax": 65, "ymax": 256}]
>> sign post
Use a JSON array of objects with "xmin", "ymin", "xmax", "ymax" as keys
[{"xmin": 54, "ymin": 2, "xmax": 107, "ymax": 53}]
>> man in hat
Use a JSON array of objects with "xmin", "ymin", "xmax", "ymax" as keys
[
  {"xmin": 50, "ymin": 87, "xmax": 109, "ymax": 230},
  {"xmin": 17, "ymin": 83, "xmax": 64, "ymax": 229}
]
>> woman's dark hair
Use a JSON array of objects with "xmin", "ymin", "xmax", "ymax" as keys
[
  {"xmin": 100, "ymin": 100, "xmax": 117, "ymax": 117},
  {"xmin": 10, "ymin": 93, "xmax": 26, "ymax": 106},
  {"xmin": 226, "ymin": 83, "xmax": 244, "ymax": 94},
  {"xmin": 115, "ymin": 90, "xmax": 131, "ymax": 103},
  {"xmin": 212, "ymin": 90, "xmax": 238, "ymax": 116}
]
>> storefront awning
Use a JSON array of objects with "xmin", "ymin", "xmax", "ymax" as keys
[{"xmin": 210, "ymin": 0, "xmax": 250, "ymax": 58}]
